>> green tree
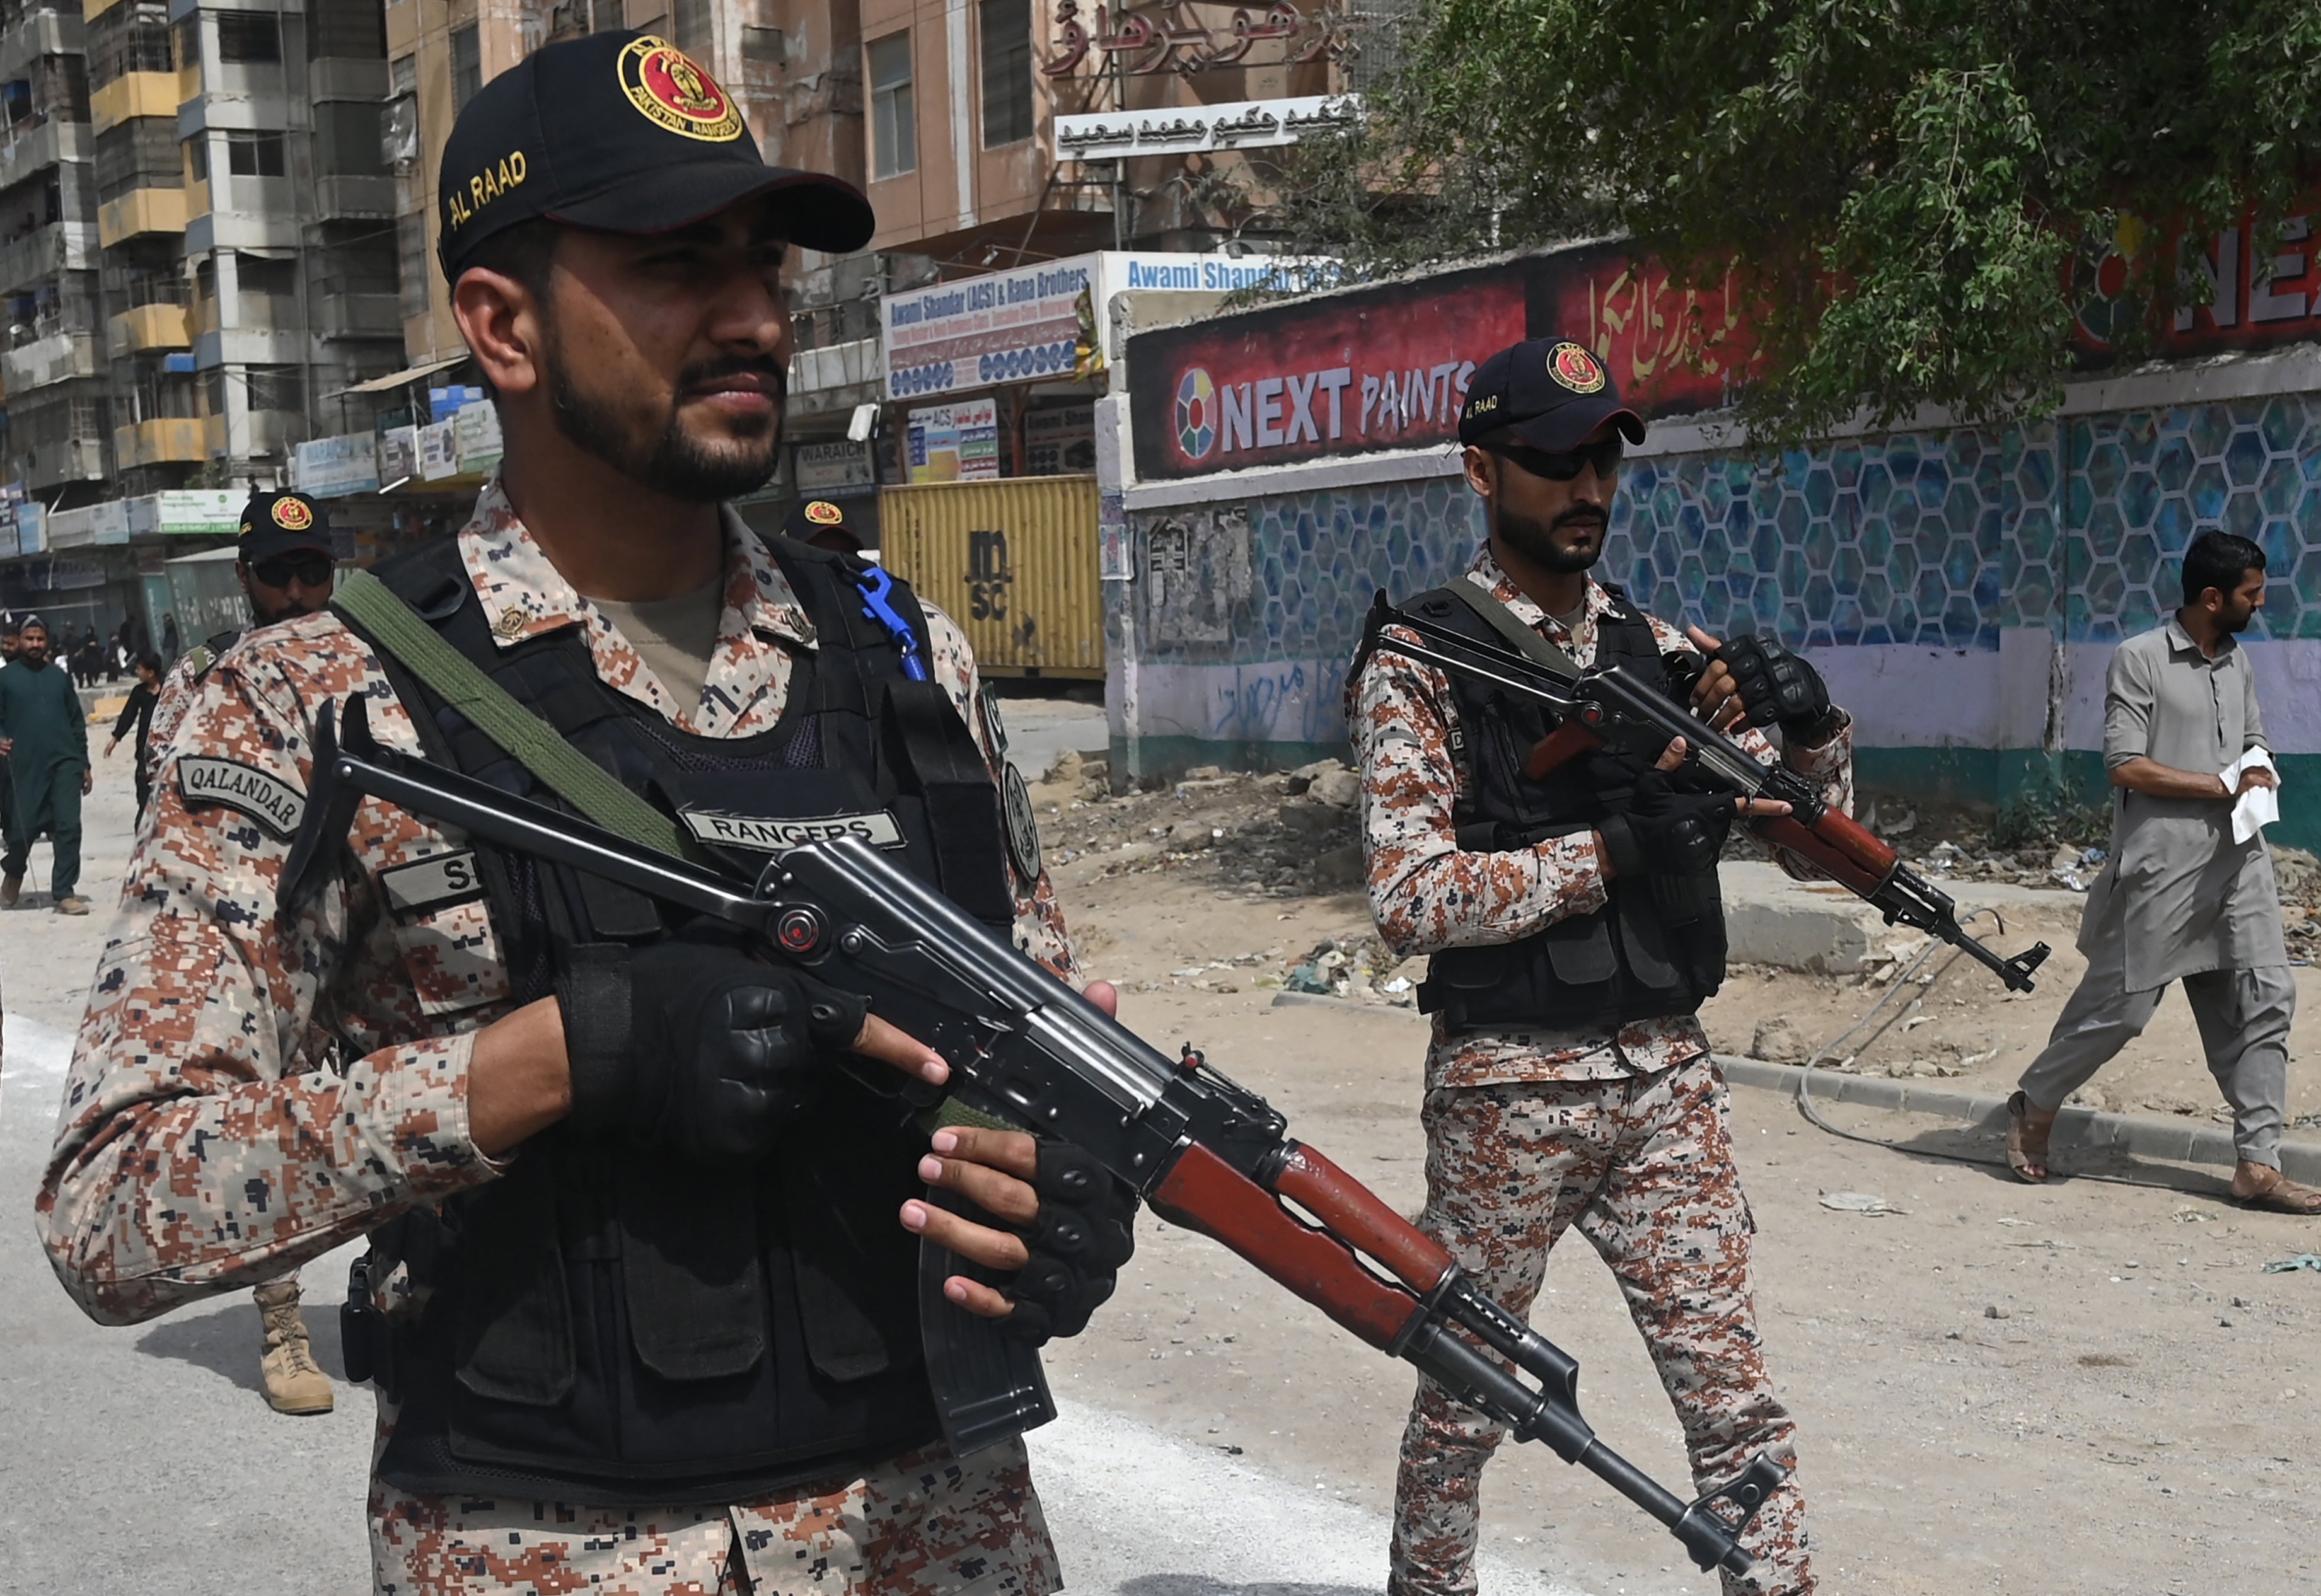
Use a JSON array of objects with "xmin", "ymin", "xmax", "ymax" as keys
[{"xmin": 1287, "ymin": 1, "xmax": 2321, "ymax": 443}]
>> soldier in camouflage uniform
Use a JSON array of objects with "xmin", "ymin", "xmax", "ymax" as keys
[
  {"xmin": 41, "ymin": 32, "xmax": 1124, "ymax": 1595},
  {"xmin": 1355, "ymin": 338, "xmax": 1851, "ymax": 1596},
  {"xmin": 137, "ymin": 489, "xmax": 345, "ymax": 1416}
]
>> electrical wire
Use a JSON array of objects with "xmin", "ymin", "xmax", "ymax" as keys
[{"xmin": 1791, "ymin": 906, "xmax": 2216, "ymax": 1194}]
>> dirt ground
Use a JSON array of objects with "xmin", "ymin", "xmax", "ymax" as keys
[{"xmin": 1030, "ymin": 770, "xmax": 2321, "ymax": 1596}]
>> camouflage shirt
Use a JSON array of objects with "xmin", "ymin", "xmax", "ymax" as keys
[
  {"xmin": 38, "ymin": 476, "xmax": 1078, "ymax": 1332},
  {"xmin": 1353, "ymin": 549, "xmax": 1853, "ymax": 1088}
]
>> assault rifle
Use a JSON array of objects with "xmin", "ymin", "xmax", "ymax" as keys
[
  {"xmin": 281, "ymin": 695, "xmax": 1785, "ymax": 1577},
  {"xmin": 1359, "ymin": 591, "xmax": 2051, "ymax": 993}
]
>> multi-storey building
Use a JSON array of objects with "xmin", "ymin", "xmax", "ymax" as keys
[
  {"xmin": 0, "ymin": 0, "xmax": 408, "ymax": 650},
  {"xmin": 172, "ymin": 0, "xmax": 403, "ymax": 484},
  {"xmin": 0, "ymin": 0, "xmax": 103, "ymax": 502}
]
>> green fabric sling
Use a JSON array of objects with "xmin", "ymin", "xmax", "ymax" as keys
[{"xmin": 332, "ymin": 565, "xmax": 704, "ymax": 864}]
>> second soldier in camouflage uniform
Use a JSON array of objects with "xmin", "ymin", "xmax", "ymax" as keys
[
  {"xmin": 1355, "ymin": 338, "xmax": 1849, "ymax": 1596},
  {"xmin": 139, "ymin": 487, "xmax": 344, "ymax": 1416},
  {"xmin": 42, "ymin": 32, "xmax": 1130, "ymax": 1595}
]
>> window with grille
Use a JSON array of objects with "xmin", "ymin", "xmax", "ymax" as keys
[
  {"xmin": 396, "ymin": 211, "xmax": 429, "ymax": 318},
  {"xmin": 868, "ymin": 33, "xmax": 914, "ymax": 181},
  {"xmin": 316, "ymin": 101, "xmax": 387, "ymax": 176},
  {"xmin": 451, "ymin": 26, "xmax": 482, "ymax": 112},
  {"xmin": 95, "ymin": 120, "xmax": 184, "ymax": 202},
  {"xmin": 224, "ymin": 129, "xmax": 287, "ymax": 177},
  {"xmin": 307, "ymin": 0, "xmax": 387, "ymax": 60},
  {"xmin": 89, "ymin": 5, "xmax": 175, "ymax": 89},
  {"xmin": 216, "ymin": 11, "xmax": 282, "ymax": 64},
  {"xmin": 979, "ymin": 1, "xmax": 1031, "ymax": 148},
  {"xmin": 245, "ymin": 363, "xmax": 305, "ymax": 413}
]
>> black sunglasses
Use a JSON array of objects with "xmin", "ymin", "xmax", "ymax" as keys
[
  {"xmin": 1485, "ymin": 436, "xmax": 1626, "ymax": 482},
  {"xmin": 252, "ymin": 555, "xmax": 335, "ymax": 589}
]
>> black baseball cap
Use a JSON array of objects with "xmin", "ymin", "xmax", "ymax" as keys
[
  {"xmin": 784, "ymin": 497, "xmax": 863, "ymax": 551},
  {"xmin": 238, "ymin": 490, "xmax": 333, "ymax": 562},
  {"xmin": 438, "ymin": 30, "xmax": 875, "ymax": 281},
  {"xmin": 1459, "ymin": 337, "xmax": 1648, "ymax": 451}
]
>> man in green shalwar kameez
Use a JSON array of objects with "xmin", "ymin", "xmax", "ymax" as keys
[{"xmin": 0, "ymin": 617, "xmax": 93, "ymax": 914}]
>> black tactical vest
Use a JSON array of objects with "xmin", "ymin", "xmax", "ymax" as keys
[
  {"xmin": 1408, "ymin": 582, "xmax": 1728, "ymax": 1032},
  {"xmin": 339, "ymin": 534, "xmax": 1019, "ymax": 1506}
]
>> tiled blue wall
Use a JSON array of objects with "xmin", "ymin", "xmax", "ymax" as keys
[{"xmin": 1126, "ymin": 394, "xmax": 2321, "ymax": 671}]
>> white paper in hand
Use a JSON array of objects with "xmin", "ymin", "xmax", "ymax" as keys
[{"xmin": 2222, "ymin": 746, "xmax": 2280, "ymax": 844}]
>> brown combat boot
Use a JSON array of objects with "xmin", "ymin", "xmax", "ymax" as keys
[
  {"xmin": 1, "ymin": 874, "xmax": 19, "ymax": 908},
  {"xmin": 254, "ymin": 1278, "xmax": 335, "ymax": 1414}
]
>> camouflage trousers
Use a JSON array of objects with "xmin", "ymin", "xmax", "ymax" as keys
[
  {"xmin": 370, "ymin": 1437, "xmax": 1060, "ymax": 1595},
  {"xmin": 1389, "ymin": 1058, "xmax": 1812, "ymax": 1596}
]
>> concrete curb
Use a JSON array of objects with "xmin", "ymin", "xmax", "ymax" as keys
[
  {"xmin": 1720, "ymin": 1055, "xmax": 2321, "ymax": 1186},
  {"xmin": 1257, "ymin": 992, "xmax": 2321, "ymax": 1183}
]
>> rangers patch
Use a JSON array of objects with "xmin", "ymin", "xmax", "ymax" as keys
[
  {"xmin": 618, "ymin": 36, "xmax": 743, "ymax": 142},
  {"xmin": 804, "ymin": 500, "xmax": 845, "ymax": 526},
  {"xmin": 178, "ymin": 756, "xmax": 306, "ymax": 836},
  {"xmin": 1002, "ymin": 761, "xmax": 1043, "ymax": 882},
  {"xmin": 1547, "ymin": 340, "xmax": 1606, "ymax": 395},
  {"xmin": 272, "ymin": 497, "xmax": 314, "ymax": 531},
  {"xmin": 377, "ymin": 850, "xmax": 487, "ymax": 917},
  {"xmin": 681, "ymin": 808, "xmax": 905, "ymax": 852}
]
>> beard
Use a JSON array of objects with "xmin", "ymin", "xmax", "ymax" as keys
[
  {"xmin": 1496, "ymin": 503, "xmax": 1607, "ymax": 574},
  {"xmin": 545, "ymin": 333, "xmax": 787, "ymax": 503}
]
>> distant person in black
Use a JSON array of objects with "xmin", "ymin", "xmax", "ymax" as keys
[
  {"xmin": 160, "ymin": 613, "xmax": 180, "ymax": 659},
  {"xmin": 105, "ymin": 653, "xmax": 165, "ymax": 819}
]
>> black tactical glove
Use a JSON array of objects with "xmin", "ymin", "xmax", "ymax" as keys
[
  {"xmin": 1597, "ymin": 769, "xmax": 1735, "ymax": 877},
  {"xmin": 559, "ymin": 930, "xmax": 869, "ymax": 1160},
  {"xmin": 1713, "ymin": 634, "xmax": 1838, "ymax": 742},
  {"xmin": 998, "ymin": 1138, "xmax": 1138, "ymax": 1345}
]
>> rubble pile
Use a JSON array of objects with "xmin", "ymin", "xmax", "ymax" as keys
[{"xmin": 1029, "ymin": 752, "xmax": 1367, "ymax": 898}]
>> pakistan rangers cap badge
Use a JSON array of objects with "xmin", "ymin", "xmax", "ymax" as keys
[
  {"xmin": 1548, "ymin": 342, "xmax": 1607, "ymax": 395},
  {"xmin": 618, "ymin": 36, "xmax": 743, "ymax": 142}
]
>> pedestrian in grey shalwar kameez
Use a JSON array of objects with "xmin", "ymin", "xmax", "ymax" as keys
[{"xmin": 2009, "ymin": 530, "xmax": 2318, "ymax": 1211}]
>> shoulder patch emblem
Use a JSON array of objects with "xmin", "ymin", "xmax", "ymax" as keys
[
  {"xmin": 1547, "ymin": 340, "xmax": 1606, "ymax": 395},
  {"xmin": 1002, "ymin": 761, "xmax": 1043, "ymax": 883},
  {"xmin": 178, "ymin": 756, "xmax": 306, "ymax": 836},
  {"xmin": 804, "ymin": 500, "xmax": 845, "ymax": 526},
  {"xmin": 618, "ymin": 36, "xmax": 743, "ymax": 142}
]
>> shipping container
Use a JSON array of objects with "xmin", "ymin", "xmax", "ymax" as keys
[{"xmin": 877, "ymin": 476, "xmax": 1103, "ymax": 678}]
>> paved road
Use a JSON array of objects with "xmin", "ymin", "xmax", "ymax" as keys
[{"xmin": 0, "ymin": 757, "xmax": 1578, "ymax": 1596}]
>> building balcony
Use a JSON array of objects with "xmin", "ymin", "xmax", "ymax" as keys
[
  {"xmin": 21, "ymin": 436, "xmax": 105, "ymax": 490},
  {"xmin": 0, "ymin": 10, "xmax": 84, "ymax": 81},
  {"xmin": 90, "ymin": 71, "xmax": 179, "ymax": 137},
  {"xmin": 96, "ymin": 183, "xmax": 187, "ymax": 246},
  {"xmin": 113, "ymin": 415, "xmax": 204, "ymax": 466},
  {"xmin": 315, "ymin": 173, "xmax": 394, "ymax": 221},
  {"xmin": 310, "ymin": 57, "xmax": 389, "ymax": 103},
  {"xmin": 0, "ymin": 221, "xmax": 96, "ymax": 294},
  {"xmin": 3, "ymin": 330, "xmax": 99, "ymax": 391},
  {"xmin": 108, "ymin": 299, "xmax": 189, "ymax": 354},
  {"xmin": 0, "ymin": 119, "xmax": 87, "ymax": 192},
  {"xmin": 318, "ymin": 292, "xmax": 400, "ymax": 340}
]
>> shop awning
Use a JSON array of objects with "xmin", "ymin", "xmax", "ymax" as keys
[{"xmin": 328, "ymin": 352, "xmax": 471, "ymax": 398}]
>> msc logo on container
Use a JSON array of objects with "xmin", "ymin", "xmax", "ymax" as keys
[{"xmin": 966, "ymin": 527, "xmax": 1013, "ymax": 620}]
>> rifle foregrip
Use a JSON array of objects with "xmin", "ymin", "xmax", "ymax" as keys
[
  {"xmin": 1751, "ymin": 809, "xmax": 1896, "ymax": 895},
  {"xmin": 1271, "ymin": 1144, "xmax": 1456, "ymax": 1295},
  {"xmin": 1151, "ymin": 1143, "xmax": 1423, "ymax": 1351}
]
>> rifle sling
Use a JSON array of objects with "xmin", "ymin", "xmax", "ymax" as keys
[
  {"xmin": 1432, "ymin": 577, "xmax": 1587, "ymax": 683},
  {"xmin": 332, "ymin": 566, "xmax": 703, "ymax": 864}
]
